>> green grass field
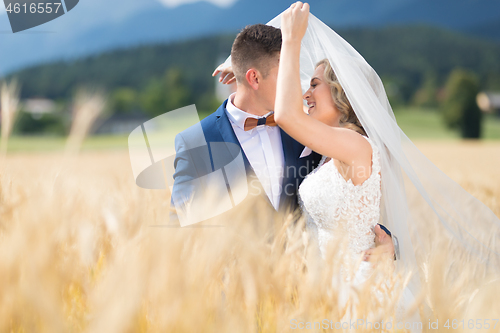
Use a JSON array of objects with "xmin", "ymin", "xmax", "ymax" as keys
[
  {"xmin": 393, "ymin": 107, "xmax": 500, "ymax": 140},
  {"xmin": 4, "ymin": 134, "xmax": 130, "ymax": 152},
  {"xmin": 3, "ymin": 108, "xmax": 500, "ymax": 152}
]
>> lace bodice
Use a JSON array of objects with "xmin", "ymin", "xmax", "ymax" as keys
[
  {"xmin": 297, "ymin": 137, "xmax": 418, "ymax": 326},
  {"xmin": 298, "ymin": 136, "xmax": 382, "ymax": 259}
]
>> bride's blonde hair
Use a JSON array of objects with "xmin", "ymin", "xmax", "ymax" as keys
[{"xmin": 316, "ymin": 59, "xmax": 367, "ymax": 136}]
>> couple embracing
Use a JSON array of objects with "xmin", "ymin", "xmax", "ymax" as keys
[{"xmin": 171, "ymin": 2, "xmax": 500, "ymax": 328}]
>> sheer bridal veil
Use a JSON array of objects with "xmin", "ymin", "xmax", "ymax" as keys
[{"xmin": 222, "ymin": 11, "xmax": 500, "ymax": 305}]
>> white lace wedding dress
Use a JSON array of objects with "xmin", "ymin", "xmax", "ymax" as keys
[{"xmin": 298, "ymin": 135, "xmax": 421, "ymax": 330}]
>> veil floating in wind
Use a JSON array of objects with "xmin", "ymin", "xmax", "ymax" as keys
[{"xmin": 223, "ymin": 11, "xmax": 500, "ymax": 299}]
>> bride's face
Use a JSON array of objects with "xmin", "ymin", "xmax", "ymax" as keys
[{"xmin": 303, "ymin": 64, "xmax": 341, "ymax": 127}]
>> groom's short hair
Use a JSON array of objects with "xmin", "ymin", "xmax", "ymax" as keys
[{"xmin": 231, "ymin": 24, "xmax": 282, "ymax": 84}]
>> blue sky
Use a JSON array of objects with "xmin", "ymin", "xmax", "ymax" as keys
[
  {"xmin": 0, "ymin": 0, "xmax": 239, "ymax": 14},
  {"xmin": 157, "ymin": 0, "xmax": 238, "ymax": 8}
]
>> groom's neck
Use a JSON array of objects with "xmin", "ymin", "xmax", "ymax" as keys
[{"xmin": 233, "ymin": 88, "xmax": 269, "ymax": 117}]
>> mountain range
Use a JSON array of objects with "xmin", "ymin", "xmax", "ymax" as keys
[{"xmin": 0, "ymin": 0, "xmax": 499, "ymax": 77}]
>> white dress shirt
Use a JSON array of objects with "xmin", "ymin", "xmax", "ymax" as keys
[
  {"xmin": 225, "ymin": 93, "xmax": 285, "ymax": 210},
  {"xmin": 300, "ymin": 146, "xmax": 312, "ymax": 158}
]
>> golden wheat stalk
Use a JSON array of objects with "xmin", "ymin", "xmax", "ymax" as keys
[
  {"xmin": 64, "ymin": 87, "xmax": 107, "ymax": 159},
  {"xmin": 0, "ymin": 135, "xmax": 498, "ymax": 331},
  {"xmin": 52, "ymin": 88, "xmax": 107, "ymax": 196},
  {"xmin": 0, "ymin": 79, "xmax": 20, "ymax": 161}
]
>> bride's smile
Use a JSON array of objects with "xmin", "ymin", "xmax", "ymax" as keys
[
  {"xmin": 306, "ymin": 101, "xmax": 315, "ymax": 112},
  {"xmin": 303, "ymin": 64, "xmax": 341, "ymax": 127}
]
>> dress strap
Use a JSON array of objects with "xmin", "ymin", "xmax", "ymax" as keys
[{"xmin": 362, "ymin": 136, "xmax": 381, "ymax": 175}]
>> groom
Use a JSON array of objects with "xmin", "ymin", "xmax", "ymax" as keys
[{"xmin": 171, "ymin": 23, "xmax": 396, "ymax": 260}]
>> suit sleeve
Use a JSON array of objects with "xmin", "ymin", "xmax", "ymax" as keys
[{"xmin": 169, "ymin": 132, "xmax": 197, "ymax": 224}]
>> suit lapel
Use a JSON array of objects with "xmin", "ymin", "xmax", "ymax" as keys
[
  {"xmin": 278, "ymin": 128, "xmax": 300, "ymax": 212},
  {"xmin": 277, "ymin": 129, "xmax": 323, "ymax": 212},
  {"xmin": 213, "ymin": 101, "xmax": 272, "ymax": 208},
  {"xmin": 214, "ymin": 102, "xmax": 251, "ymax": 173}
]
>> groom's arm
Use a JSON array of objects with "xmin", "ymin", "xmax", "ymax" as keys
[
  {"xmin": 170, "ymin": 129, "xmax": 225, "ymax": 226},
  {"xmin": 170, "ymin": 132, "xmax": 198, "ymax": 225}
]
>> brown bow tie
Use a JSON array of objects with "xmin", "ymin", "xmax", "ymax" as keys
[{"xmin": 244, "ymin": 113, "xmax": 277, "ymax": 131}]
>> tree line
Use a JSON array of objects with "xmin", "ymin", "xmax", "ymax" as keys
[{"xmin": 3, "ymin": 25, "xmax": 500, "ymax": 138}]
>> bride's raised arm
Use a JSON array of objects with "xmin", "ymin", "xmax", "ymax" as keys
[{"xmin": 274, "ymin": 2, "xmax": 372, "ymax": 174}]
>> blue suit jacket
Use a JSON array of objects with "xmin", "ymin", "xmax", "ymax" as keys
[{"xmin": 170, "ymin": 99, "xmax": 322, "ymax": 224}]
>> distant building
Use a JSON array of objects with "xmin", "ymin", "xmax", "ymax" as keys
[
  {"xmin": 477, "ymin": 92, "xmax": 500, "ymax": 114},
  {"xmin": 92, "ymin": 114, "xmax": 149, "ymax": 134},
  {"xmin": 22, "ymin": 98, "xmax": 56, "ymax": 119}
]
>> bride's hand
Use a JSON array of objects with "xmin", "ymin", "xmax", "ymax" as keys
[
  {"xmin": 212, "ymin": 62, "xmax": 235, "ymax": 84},
  {"xmin": 281, "ymin": 1, "xmax": 310, "ymax": 43}
]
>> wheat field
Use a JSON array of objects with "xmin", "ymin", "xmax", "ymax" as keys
[{"xmin": 0, "ymin": 138, "xmax": 498, "ymax": 333}]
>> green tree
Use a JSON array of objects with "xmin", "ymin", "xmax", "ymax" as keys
[
  {"xmin": 14, "ymin": 111, "xmax": 66, "ymax": 135},
  {"xmin": 382, "ymin": 77, "xmax": 406, "ymax": 107},
  {"xmin": 140, "ymin": 68, "xmax": 191, "ymax": 117},
  {"xmin": 441, "ymin": 69, "xmax": 482, "ymax": 138},
  {"xmin": 412, "ymin": 71, "xmax": 439, "ymax": 107},
  {"xmin": 110, "ymin": 87, "xmax": 138, "ymax": 114}
]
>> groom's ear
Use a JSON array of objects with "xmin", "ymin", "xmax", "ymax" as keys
[{"xmin": 245, "ymin": 69, "xmax": 260, "ymax": 90}]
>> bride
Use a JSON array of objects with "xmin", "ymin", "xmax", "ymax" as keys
[{"xmin": 275, "ymin": 2, "xmax": 421, "ymax": 326}]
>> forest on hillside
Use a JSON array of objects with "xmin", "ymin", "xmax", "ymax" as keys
[{"xmin": 3, "ymin": 24, "xmax": 500, "ymax": 136}]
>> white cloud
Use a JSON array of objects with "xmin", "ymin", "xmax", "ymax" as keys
[{"xmin": 157, "ymin": 0, "xmax": 238, "ymax": 9}]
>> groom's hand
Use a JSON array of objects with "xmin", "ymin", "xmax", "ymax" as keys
[
  {"xmin": 363, "ymin": 225, "xmax": 395, "ymax": 262},
  {"xmin": 212, "ymin": 63, "xmax": 236, "ymax": 85}
]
